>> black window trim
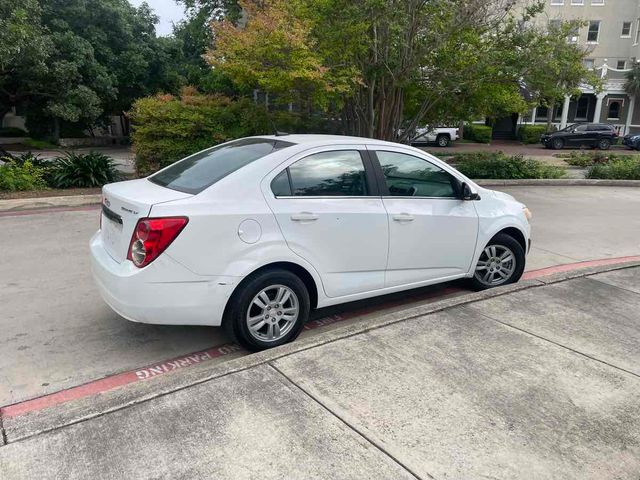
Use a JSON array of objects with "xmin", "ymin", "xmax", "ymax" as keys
[
  {"xmin": 368, "ymin": 149, "xmax": 463, "ymax": 200},
  {"xmin": 270, "ymin": 149, "xmax": 380, "ymax": 198}
]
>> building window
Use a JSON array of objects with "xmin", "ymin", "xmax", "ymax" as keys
[
  {"xmin": 591, "ymin": 0, "xmax": 604, "ymax": 4},
  {"xmin": 587, "ymin": 21, "xmax": 600, "ymax": 43},
  {"xmin": 622, "ymin": 22, "xmax": 632, "ymax": 37},
  {"xmin": 571, "ymin": 0, "xmax": 584, "ymax": 4},
  {"xmin": 636, "ymin": 19, "xmax": 640, "ymax": 44},
  {"xmin": 568, "ymin": 25, "xmax": 580, "ymax": 43},
  {"xmin": 550, "ymin": 0, "xmax": 564, "ymax": 4},
  {"xmin": 617, "ymin": 60, "xmax": 627, "ymax": 69},
  {"xmin": 583, "ymin": 58, "xmax": 595, "ymax": 69},
  {"xmin": 576, "ymin": 96, "xmax": 591, "ymax": 120},
  {"xmin": 537, "ymin": 105, "xmax": 549, "ymax": 119},
  {"xmin": 608, "ymin": 101, "xmax": 621, "ymax": 120}
]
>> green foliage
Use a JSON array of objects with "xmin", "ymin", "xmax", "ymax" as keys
[
  {"xmin": 47, "ymin": 151, "xmax": 121, "ymax": 188},
  {"xmin": 586, "ymin": 157, "xmax": 640, "ymax": 180},
  {"xmin": 130, "ymin": 90, "xmax": 273, "ymax": 175},
  {"xmin": 0, "ymin": 160, "xmax": 48, "ymax": 191},
  {"xmin": 453, "ymin": 152, "xmax": 565, "ymax": 179},
  {"xmin": 518, "ymin": 125, "xmax": 548, "ymax": 144},
  {"xmin": 463, "ymin": 124, "xmax": 493, "ymax": 144},
  {"xmin": 562, "ymin": 151, "xmax": 626, "ymax": 167},
  {"xmin": 22, "ymin": 138, "xmax": 57, "ymax": 149},
  {"xmin": 625, "ymin": 62, "xmax": 640, "ymax": 98},
  {"xmin": 0, "ymin": 127, "xmax": 27, "ymax": 137}
]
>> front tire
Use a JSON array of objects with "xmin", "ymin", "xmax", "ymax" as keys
[
  {"xmin": 551, "ymin": 138, "xmax": 564, "ymax": 150},
  {"xmin": 224, "ymin": 269, "xmax": 310, "ymax": 351},
  {"xmin": 470, "ymin": 233, "xmax": 525, "ymax": 291}
]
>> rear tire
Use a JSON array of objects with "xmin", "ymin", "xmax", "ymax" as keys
[
  {"xmin": 469, "ymin": 233, "xmax": 525, "ymax": 291},
  {"xmin": 597, "ymin": 138, "xmax": 611, "ymax": 150},
  {"xmin": 224, "ymin": 269, "xmax": 310, "ymax": 351},
  {"xmin": 436, "ymin": 134, "xmax": 451, "ymax": 147}
]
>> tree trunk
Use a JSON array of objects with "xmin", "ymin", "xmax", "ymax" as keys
[{"xmin": 546, "ymin": 99, "xmax": 555, "ymax": 132}]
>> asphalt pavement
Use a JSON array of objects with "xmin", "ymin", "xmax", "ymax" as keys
[{"xmin": 0, "ymin": 186, "xmax": 639, "ymax": 409}]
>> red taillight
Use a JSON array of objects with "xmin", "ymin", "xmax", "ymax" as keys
[{"xmin": 127, "ymin": 217, "xmax": 189, "ymax": 268}]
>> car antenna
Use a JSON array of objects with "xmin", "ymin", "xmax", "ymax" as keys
[{"xmin": 267, "ymin": 111, "xmax": 289, "ymax": 137}]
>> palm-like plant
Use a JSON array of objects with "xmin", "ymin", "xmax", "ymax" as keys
[{"xmin": 625, "ymin": 62, "xmax": 640, "ymax": 99}]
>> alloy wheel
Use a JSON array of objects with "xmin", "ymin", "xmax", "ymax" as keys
[
  {"xmin": 246, "ymin": 284, "xmax": 299, "ymax": 342},
  {"xmin": 474, "ymin": 245, "xmax": 517, "ymax": 287}
]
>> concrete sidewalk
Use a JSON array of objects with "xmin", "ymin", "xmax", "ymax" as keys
[{"xmin": 2, "ymin": 265, "xmax": 639, "ymax": 479}]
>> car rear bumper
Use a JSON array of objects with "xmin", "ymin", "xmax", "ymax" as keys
[{"xmin": 90, "ymin": 231, "xmax": 237, "ymax": 326}]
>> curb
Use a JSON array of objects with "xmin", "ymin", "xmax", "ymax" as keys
[
  {"xmin": 475, "ymin": 179, "xmax": 640, "ymax": 187},
  {"xmin": 0, "ymin": 194, "xmax": 101, "ymax": 212},
  {"xmin": 3, "ymin": 259, "xmax": 639, "ymax": 445}
]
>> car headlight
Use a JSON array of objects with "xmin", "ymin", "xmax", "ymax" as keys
[
  {"xmin": 632, "ymin": 135, "xmax": 640, "ymax": 141},
  {"xmin": 523, "ymin": 206, "xmax": 532, "ymax": 222}
]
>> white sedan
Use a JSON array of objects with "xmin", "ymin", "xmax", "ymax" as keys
[{"xmin": 91, "ymin": 135, "xmax": 531, "ymax": 351}]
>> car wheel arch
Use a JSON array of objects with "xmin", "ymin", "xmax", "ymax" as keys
[
  {"xmin": 492, "ymin": 226, "xmax": 527, "ymax": 254},
  {"xmin": 225, "ymin": 261, "xmax": 320, "ymax": 320}
]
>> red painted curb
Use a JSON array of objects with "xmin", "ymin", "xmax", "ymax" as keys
[
  {"xmin": 1, "ymin": 256, "xmax": 638, "ymax": 419},
  {"xmin": 0, "ymin": 204, "xmax": 100, "ymax": 217},
  {"xmin": 522, "ymin": 256, "xmax": 640, "ymax": 280}
]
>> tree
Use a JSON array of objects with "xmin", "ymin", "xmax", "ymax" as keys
[
  {"xmin": 1, "ymin": 0, "xmax": 188, "ymax": 140},
  {"xmin": 625, "ymin": 62, "xmax": 640, "ymax": 100},
  {"xmin": 208, "ymin": 0, "xmax": 596, "ymax": 141}
]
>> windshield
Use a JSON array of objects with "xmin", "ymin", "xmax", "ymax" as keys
[{"xmin": 149, "ymin": 138, "xmax": 294, "ymax": 194}]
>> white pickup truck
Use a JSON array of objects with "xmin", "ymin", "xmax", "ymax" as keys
[{"xmin": 409, "ymin": 127, "xmax": 459, "ymax": 147}]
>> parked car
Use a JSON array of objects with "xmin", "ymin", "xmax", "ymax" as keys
[
  {"xmin": 622, "ymin": 133, "xmax": 640, "ymax": 150},
  {"xmin": 409, "ymin": 127, "xmax": 459, "ymax": 147},
  {"xmin": 91, "ymin": 135, "xmax": 531, "ymax": 351},
  {"xmin": 541, "ymin": 123, "xmax": 618, "ymax": 150}
]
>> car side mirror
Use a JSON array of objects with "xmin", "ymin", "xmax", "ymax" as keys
[{"xmin": 460, "ymin": 182, "xmax": 480, "ymax": 201}]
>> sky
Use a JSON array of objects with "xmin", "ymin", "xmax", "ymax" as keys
[{"xmin": 129, "ymin": 0, "xmax": 186, "ymax": 36}]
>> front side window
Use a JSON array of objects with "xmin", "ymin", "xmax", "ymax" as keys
[
  {"xmin": 574, "ymin": 124, "xmax": 588, "ymax": 132},
  {"xmin": 376, "ymin": 151, "xmax": 458, "ymax": 198},
  {"xmin": 287, "ymin": 150, "xmax": 368, "ymax": 196},
  {"xmin": 151, "ymin": 138, "xmax": 293, "ymax": 194},
  {"xmin": 587, "ymin": 20, "xmax": 600, "ymax": 42}
]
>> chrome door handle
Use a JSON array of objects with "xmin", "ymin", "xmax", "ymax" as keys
[
  {"xmin": 392, "ymin": 213, "xmax": 414, "ymax": 222},
  {"xmin": 291, "ymin": 212, "xmax": 319, "ymax": 222}
]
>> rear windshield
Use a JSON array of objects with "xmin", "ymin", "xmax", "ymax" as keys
[{"xmin": 149, "ymin": 138, "xmax": 294, "ymax": 194}]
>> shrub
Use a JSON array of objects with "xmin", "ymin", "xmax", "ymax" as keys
[
  {"xmin": 130, "ymin": 90, "xmax": 273, "ymax": 175},
  {"xmin": 463, "ymin": 124, "xmax": 493, "ymax": 144},
  {"xmin": 586, "ymin": 157, "xmax": 640, "ymax": 180},
  {"xmin": 0, "ymin": 161, "xmax": 48, "ymax": 191},
  {"xmin": 453, "ymin": 152, "xmax": 565, "ymax": 179},
  {"xmin": 0, "ymin": 127, "xmax": 27, "ymax": 137},
  {"xmin": 518, "ymin": 125, "xmax": 547, "ymax": 144},
  {"xmin": 562, "ymin": 151, "xmax": 627, "ymax": 167},
  {"xmin": 23, "ymin": 138, "xmax": 58, "ymax": 150},
  {"xmin": 48, "ymin": 151, "xmax": 122, "ymax": 188}
]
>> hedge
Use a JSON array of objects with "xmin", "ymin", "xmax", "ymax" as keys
[
  {"xmin": 587, "ymin": 157, "xmax": 640, "ymax": 179},
  {"xmin": 463, "ymin": 124, "xmax": 492, "ymax": 144},
  {"xmin": 452, "ymin": 152, "xmax": 565, "ymax": 179},
  {"xmin": 518, "ymin": 125, "xmax": 547, "ymax": 144}
]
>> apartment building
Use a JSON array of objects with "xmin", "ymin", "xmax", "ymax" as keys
[{"xmin": 518, "ymin": 0, "xmax": 640, "ymax": 136}]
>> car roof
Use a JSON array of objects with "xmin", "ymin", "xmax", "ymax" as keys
[{"xmin": 251, "ymin": 134, "xmax": 403, "ymax": 147}]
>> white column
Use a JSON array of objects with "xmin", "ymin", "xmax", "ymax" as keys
[
  {"xmin": 625, "ymin": 96, "xmax": 635, "ymax": 135},
  {"xmin": 560, "ymin": 96, "xmax": 571, "ymax": 129},
  {"xmin": 593, "ymin": 93, "xmax": 605, "ymax": 123},
  {"xmin": 531, "ymin": 107, "xmax": 537, "ymax": 124}
]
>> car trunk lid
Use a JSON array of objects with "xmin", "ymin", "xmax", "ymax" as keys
[{"xmin": 100, "ymin": 179, "xmax": 192, "ymax": 263}]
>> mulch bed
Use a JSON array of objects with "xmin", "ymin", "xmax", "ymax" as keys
[{"xmin": 0, "ymin": 188, "xmax": 101, "ymax": 200}]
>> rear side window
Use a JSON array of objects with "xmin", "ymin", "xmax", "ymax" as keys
[
  {"xmin": 150, "ymin": 138, "xmax": 293, "ymax": 194},
  {"xmin": 285, "ymin": 151, "xmax": 368, "ymax": 196}
]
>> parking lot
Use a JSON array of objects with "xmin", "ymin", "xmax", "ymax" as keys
[{"xmin": 1, "ymin": 185, "xmax": 640, "ymax": 409}]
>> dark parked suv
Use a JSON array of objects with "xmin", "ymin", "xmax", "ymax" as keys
[{"xmin": 541, "ymin": 123, "xmax": 618, "ymax": 150}]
